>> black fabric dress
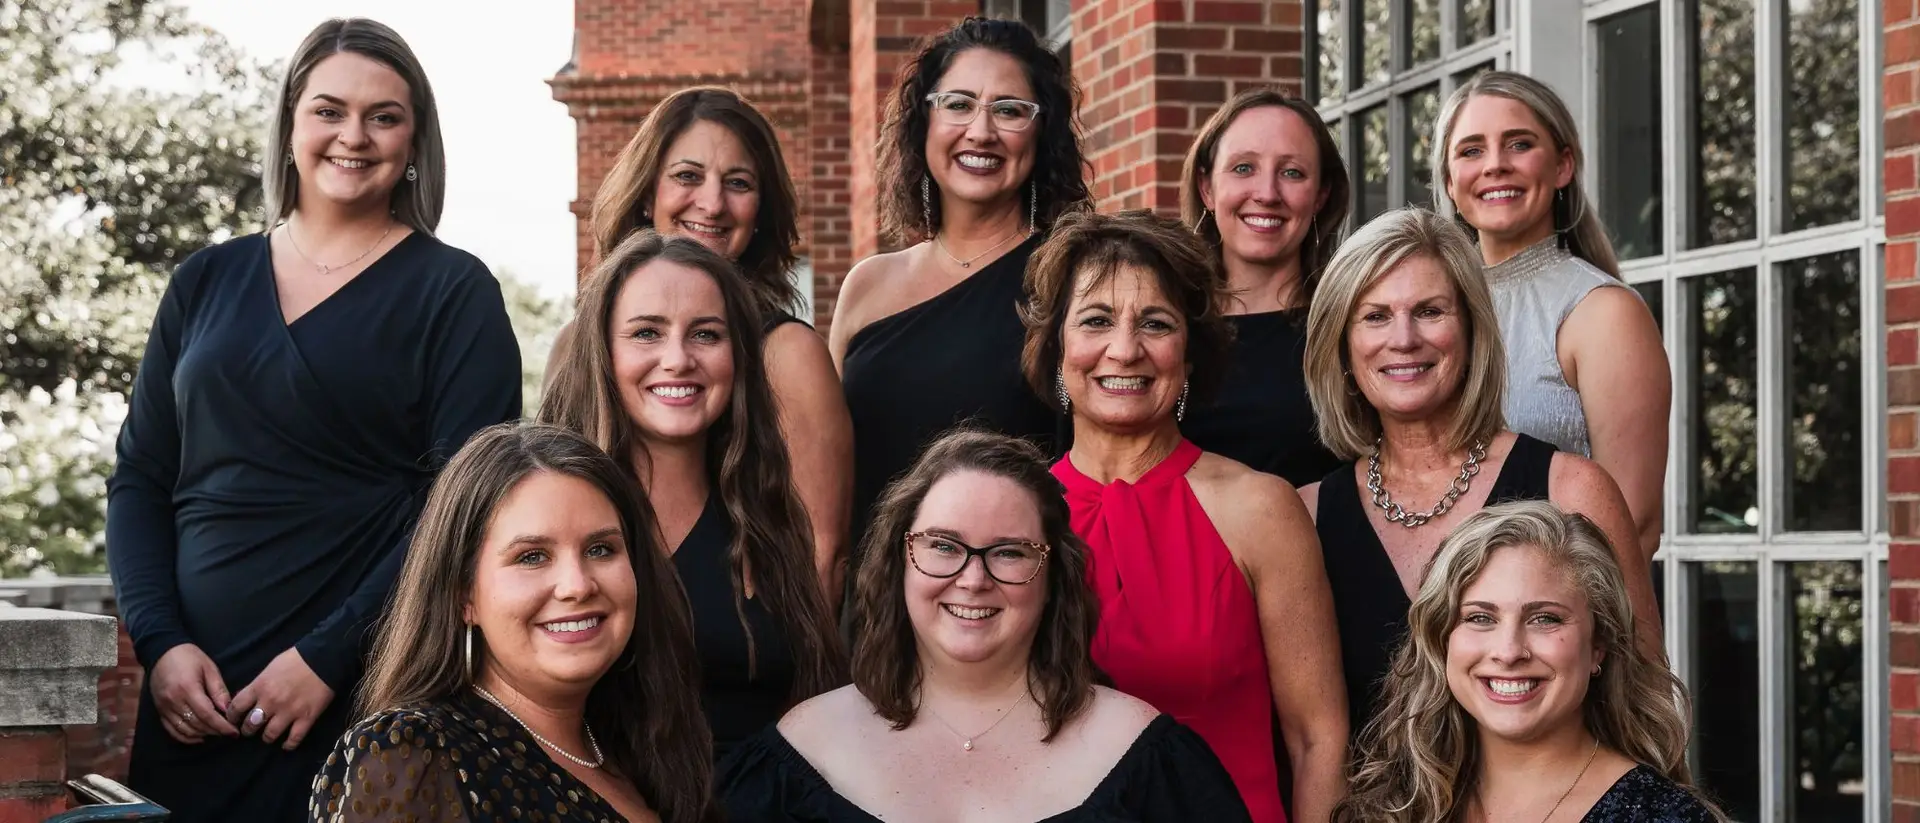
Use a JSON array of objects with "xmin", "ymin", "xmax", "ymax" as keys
[
  {"xmin": 841, "ymin": 235, "xmax": 1058, "ymax": 557},
  {"xmin": 107, "ymin": 232, "xmax": 522, "ymax": 823},
  {"xmin": 1579, "ymin": 766, "xmax": 1722, "ymax": 822},
  {"xmin": 1315, "ymin": 433, "xmax": 1556, "ymax": 738},
  {"xmin": 309, "ymin": 690, "xmax": 629, "ymax": 822},
  {"xmin": 672, "ymin": 494, "xmax": 796, "ymax": 766},
  {"xmin": 1180, "ymin": 309, "xmax": 1342, "ymax": 487},
  {"xmin": 717, "ymin": 714, "xmax": 1253, "ymax": 822}
]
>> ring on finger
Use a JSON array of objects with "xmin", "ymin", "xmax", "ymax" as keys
[
  {"xmin": 182, "ymin": 709, "xmax": 197, "ymax": 723},
  {"xmin": 248, "ymin": 707, "xmax": 267, "ymax": 727}
]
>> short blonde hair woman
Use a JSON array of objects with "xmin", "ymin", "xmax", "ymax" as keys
[
  {"xmin": 1333, "ymin": 500, "xmax": 1722, "ymax": 823},
  {"xmin": 1297, "ymin": 208, "xmax": 1662, "ymax": 742}
]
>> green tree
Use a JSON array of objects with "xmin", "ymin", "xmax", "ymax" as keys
[
  {"xmin": 497, "ymin": 271, "xmax": 571, "ymax": 413},
  {"xmin": 0, "ymin": 0, "xmax": 274, "ymax": 574}
]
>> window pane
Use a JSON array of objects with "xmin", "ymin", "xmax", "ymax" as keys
[
  {"xmin": 1783, "ymin": 0, "xmax": 1860, "ymax": 230},
  {"xmin": 1360, "ymin": 0, "xmax": 1390, "ymax": 87},
  {"xmin": 1780, "ymin": 251, "xmax": 1862, "ymax": 532},
  {"xmin": 1685, "ymin": 269, "xmax": 1758, "ymax": 534},
  {"xmin": 1651, "ymin": 558, "xmax": 1667, "ymax": 621},
  {"xmin": 1404, "ymin": 85, "xmax": 1441, "ymax": 209},
  {"xmin": 1453, "ymin": 60, "xmax": 1494, "ymax": 89},
  {"xmin": 1690, "ymin": 561, "xmax": 1761, "ymax": 822},
  {"xmin": 1632, "ymin": 280, "xmax": 1665, "ymax": 336},
  {"xmin": 1408, "ymin": 0, "xmax": 1440, "ymax": 67},
  {"xmin": 1318, "ymin": 0, "xmax": 1345, "ymax": 104},
  {"xmin": 1690, "ymin": 0, "xmax": 1758, "ymax": 247},
  {"xmin": 1595, "ymin": 6, "xmax": 1663, "ymax": 260},
  {"xmin": 1458, "ymin": 0, "xmax": 1496, "ymax": 47},
  {"xmin": 1785, "ymin": 561, "xmax": 1864, "ymax": 821},
  {"xmin": 1358, "ymin": 105, "xmax": 1390, "ymax": 224}
]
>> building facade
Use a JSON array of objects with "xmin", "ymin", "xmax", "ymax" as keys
[{"xmin": 556, "ymin": 0, "xmax": 1900, "ymax": 818}]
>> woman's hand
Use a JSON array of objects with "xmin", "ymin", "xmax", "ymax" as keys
[
  {"xmin": 149, "ymin": 644, "xmax": 240, "ymax": 744},
  {"xmin": 227, "ymin": 647, "xmax": 335, "ymax": 751}
]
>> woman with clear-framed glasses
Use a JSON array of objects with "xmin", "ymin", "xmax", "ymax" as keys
[
  {"xmin": 831, "ymin": 17, "xmax": 1094, "ymax": 594},
  {"xmin": 717, "ymin": 429, "xmax": 1253, "ymax": 822}
]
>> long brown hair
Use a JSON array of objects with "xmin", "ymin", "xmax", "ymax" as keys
[
  {"xmin": 851, "ymin": 428, "xmax": 1100, "ymax": 741},
  {"xmin": 539, "ymin": 230, "xmax": 845, "ymax": 700},
  {"xmin": 358, "ymin": 422, "xmax": 712, "ymax": 823},
  {"xmin": 588, "ymin": 87, "xmax": 804, "ymax": 315},
  {"xmin": 1179, "ymin": 89, "xmax": 1351, "ymax": 309},
  {"xmin": 1334, "ymin": 501, "xmax": 1721, "ymax": 822},
  {"xmin": 264, "ymin": 18, "xmax": 445, "ymax": 233}
]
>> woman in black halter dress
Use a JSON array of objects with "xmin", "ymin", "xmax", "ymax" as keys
[
  {"xmin": 830, "ymin": 18, "xmax": 1092, "ymax": 569},
  {"xmin": 1294, "ymin": 208, "xmax": 1663, "ymax": 738}
]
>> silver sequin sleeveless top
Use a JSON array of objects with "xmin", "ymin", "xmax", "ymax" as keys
[{"xmin": 1484, "ymin": 236, "xmax": 1628, "ymax": 458}]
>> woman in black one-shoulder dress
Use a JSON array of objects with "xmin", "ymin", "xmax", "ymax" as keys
[
  {"xmin": 540, "ymin": 231, "xmax": 845, "ymax": 765},
  {"xmin": 830, "ymin": 17, "xmax": 1092, "ymax": 569}
]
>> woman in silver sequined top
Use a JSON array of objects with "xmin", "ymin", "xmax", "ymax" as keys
[{"xmin": 1430, "ymin": 71, "xmax": 1671, "ymax": 568}]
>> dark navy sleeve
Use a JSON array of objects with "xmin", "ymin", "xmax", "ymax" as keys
[
  {"xmin": 106, "ymin": 252, "xmax": 208, "ymax": 669},
  {"xmin": 293, "ymin": 261, "xmax": 522, "ymax": 692}
]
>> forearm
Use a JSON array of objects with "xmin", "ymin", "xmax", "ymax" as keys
[
  {"xmin": 105, "ymin": 476, "xmax": 192, "ymax": 668},
  {"xmin": 1283, "ymin": 730, "xmax": 1348, "ymax": 823}
]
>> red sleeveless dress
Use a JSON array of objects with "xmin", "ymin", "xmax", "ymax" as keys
[{"xmin": 1052, "ymin": 440, "xmax": 1286, "ymax": 823}]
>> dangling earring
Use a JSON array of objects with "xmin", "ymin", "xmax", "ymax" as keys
[
  {"xmin": 1555, "ymin": 187, "xmax": 1569, "ymax": 250},
  {"xmin": 921, "ymin": 177, "xmax": 934, "ymax": 239},
  {"xmin": 1029, "ymin": 182, "xmax": 1039, "ymax": 233},
  {"xmin": 405, "ymin": 163, "xmax": 418, "ymax": 182},
  {"xmin": 1175, "ymin": 381, "xmax": 1190, "ymax": 422},
  {"xmin": 284, "ymin": 143, "xmax": 294, "ymax": 165},
  {"xmin": 464, "ymin": 624, "xmax": 475, "ymax": 682},
  {"xmin": 1192, "ymin": 208, "xmax": 1212, "ymax": 233},
  {"xmin": 1055, "ymin": 368, "xmax": 1070, "ymax": 411},
  {"xmin": 1342, "ymin": 369, "xmax": 1360, "ymax": 396}
]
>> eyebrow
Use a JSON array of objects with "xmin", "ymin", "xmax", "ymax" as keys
[
  {"xmin": 626, "ymin": 314, "xmax": 728, "ymax": 326},
  {"xmin": 938, "ymin": 89, "xmax": 1030, "ymax": 103},
  {"xmin": 1074, "ymin": 301, "xmax": 1177, "ymax": 317},
  {"xmin": 503, "ymin": 527, "xmax": 624, "ymax": 549},
  {"xmin": 920, "ymin": 527, "xmax": 1039, "ymax": 545},
  {"xmin": 1461, "ymin": 600, "xmax": 1571, "ymax": 612},
  {"xmin": 670, "ymin": 158, "xmax": 757, "ymax": 177},
  {"xmin": 310, "ymin": 93, "xmax": 407, "ymax": 111},
  {"xmin": 1452, "ymin": 127, "xmax": 1539, "ymax": 146}
]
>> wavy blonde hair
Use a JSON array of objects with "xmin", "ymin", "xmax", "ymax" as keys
[
  {"xmin": 1333, "ymin": 500, "xmax": 1720, "ymax": 823},
  {"xmin": 1304, "ymin": 207, "xmax": 1504, "ymax": 460}
]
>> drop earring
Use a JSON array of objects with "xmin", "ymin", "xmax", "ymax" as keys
[
  {"xmin": 405, "ymin": 163, "xmax": 418, "ymax": 182},
  {"xmin": 284, "ymin": 144, "xmax": 293, "ymax": 165},
  {"xmin": 1055, "ymin": 368, "xmax": 1070, "ymax": 411},
  {"xmin": 1028, "ymin": 182, "xmax": 1038, "ymax": 232},
  {"xmin": 464, "ymin": 625, "xmax": 475, "ymax": 682},
  {"xmin": 922, "ymin": 177, "xmax": 934, "ymax": 239},
  {"xmin": 1193, "ymin": 208, "xmax": 1212, "ymax": 233},
  {"xmin": 1175, "ymin": 380, "xmax": 1190, "ymax": 422}
]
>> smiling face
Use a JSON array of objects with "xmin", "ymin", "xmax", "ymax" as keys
[
  {"xmin": 649, "ymin": 119, "xmax": 761, "ymax": 260},
  {"xmin": 905, "ymin": 469, "xmax": 1050, "ymax": 670},
  {"xmin": 1059, "ymin": 264, "xmax": 1190, "ymax": 433},
  {"xmin": 1200, "ymin": 105, "xmax": 1327, "ymax": 269},
  {"xmin": 924, "ymin": 48, "xmax": 1039, "ymax": 214},
  {"xmin": 466, "ymin": 470, "xmax": 639, "ymax": 699},
  {"xmin": 1345, "ymin": 254, "xmax": 1470, "ymax": 425},
  {"xmin": 1446, "ymin": 545, "xmax": 1601, "ymax": 745},
  {"xmin": 289, "ymin": 52, "xmax": 416, "ymax": 212},
  {"xmin": 608, "ymin": 259, "xmax": 736, "ymax": 449},
  {"xmin": 1444, "ymin": 94, "xmax": 1575, "ymax": 249}
]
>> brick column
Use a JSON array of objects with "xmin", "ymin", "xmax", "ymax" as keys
[
  {"xmin": 1071, "ymin": 0, "xmax": 1306, "ymax": 214},
  {"xmin": 1889, "ymin": 0, "xmax": 1920, "ymax": 814},
  {"xmin": 849, "ymin": 0, "xmax": 975, "ymax": 260},
  {"xmin": 0, "ymin": 607, "xmax": 120, "ymax": 821}
]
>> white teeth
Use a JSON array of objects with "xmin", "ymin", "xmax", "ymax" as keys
[
  {"xmin": 328, "ymin": 158, "xmax": 369, "ymax": 169},
  {"xmin": 1382, "ymin": 365, "xmax": 1429, "ymax": 376},
  {"xmin": 679, "ymin": 221, "xmax": 726, "ymax": 235},
  {"xmin": 1242, "ymin": 215, "xmax": 1282, "ymax": 228},
  {"xmin": 1488, "ymin": 678, "xmax": 1535, "ymax": 696},
  {"xmin": 1480, "ymin": 189, "xmax": 1520, "ymax": 201},
  {"xmin": 943, "ymin": 604, "xmax": 1000, "ymax": 620},
  {"xmin": 957, "ymin": 154, "xmax": 1003, "ymax": 169},
  {"xmin": 541, "ymin": 617, "xmax": 600, "ymax": 633},
  {"xmin": 1098, "ymin": 376, "xmax": 1147, "ymax": 390},
  {"xmin": 650, "ymin": 385, "xmax": 699, "ymax": 398}
]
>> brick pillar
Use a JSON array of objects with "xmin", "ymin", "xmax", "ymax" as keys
[
  {"xmin": 1071, "ymin": 0, "xmax": 1306, "ymax": 214},
  {"xmin": 0, "ymin": 607, "xmax": 120, "ymax": 821},
  {"xmin": 1890, "ymin": 0, "xmax": 1920, "ymax": 813},
  {"xmin": 849, "ymin": 0, "xmax": 975, "ymax": 260}
]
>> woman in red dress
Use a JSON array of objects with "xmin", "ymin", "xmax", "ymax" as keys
[{"xmin": 1020, "ymin": 210, "xmax": 1348, "ymax": 822}]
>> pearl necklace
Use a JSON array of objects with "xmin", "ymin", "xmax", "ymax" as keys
[{"xmin": 472, "ymin": 685, "xmax": 604, "ymax": 769}]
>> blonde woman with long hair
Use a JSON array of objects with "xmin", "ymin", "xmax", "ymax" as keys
[{"xmin": 1333, "ymin": 500, "xmax": 1721, "ymax": 823}]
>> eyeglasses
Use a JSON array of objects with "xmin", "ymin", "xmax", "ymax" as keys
[
  {"xmin": 905, "ymin": 531, "xmax": 1049, "ymax": 585},
  {"xmin": 923, "ymin": 91, "xmax": 1043, "ymax": 132}
]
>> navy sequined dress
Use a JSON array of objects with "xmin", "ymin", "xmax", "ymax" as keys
[{"xmin": 1579, "ymin": 765, "xmax": 1721, "ymax": 822}]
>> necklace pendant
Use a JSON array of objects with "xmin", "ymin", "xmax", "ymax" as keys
[
  {"xmin": 961, "ymin": 262, "xmax": 971, "ymax": 268},
  {"xmin": 317, "ymin": 264, "xmax": 332, "ymax": 275},
  {"xmin": 963, "ymin": 739, "xmax": 974, "ymax": 751}
]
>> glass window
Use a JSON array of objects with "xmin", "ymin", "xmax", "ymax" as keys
[
  {"xmin": 1784, "ymin": 562, "xmax": 1864, "ymax": 821},
  {"xmin": 1358, "ymin": 105, "xmax": 1391, "ymax": 225},
  {"xmin": 1690, "ymin": 561, "xmax": 1761, "ymax": 822},
  {"xmin": 1453, "ymin": 60, "xmax": 1494, "ymax": 88},
  {"xmin": 1408, "ymin": 0, "xmax": 1441, "ymax": 67},
  {"xmin": 1690, "ymin": 0, "xmax": 1757, "ymax": 248},
  {"xmin": 1360, "ymin": 0, "xmax": 1391, "ymax": 88},
  {"xmin": 1457, "ymin": 0, "xmax": 1496, "ymax": 48},
  {"xmin": 1684, "ymin": 269, "xmax": 1758, "ymax": 535},
  {"xmin": 1404, "ymin": 84, "xmax": 1441, "ymax": 209},
  {"xmin": 1595, "ymin": 6, "xmax": 1663, "ymax": 260},
  {"xmin": 1782, "ymin": 0, "xmax": 1860, "ymax": 230},
  {"xmin": 1318, "ymin": 0, "xmax": 1345, "ymax": 104},
  {"xmin": 1780, "ymin": 251, "xmax": 1862, "ymax": 533},
  {"xmin": 1633, "ymin": 280, "xmax": 1665, "ymax": 335}
]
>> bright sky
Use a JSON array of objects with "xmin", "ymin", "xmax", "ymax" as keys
[{"xmin": 177, "ymin": 0, "xmax": 581, "ymax": 299}]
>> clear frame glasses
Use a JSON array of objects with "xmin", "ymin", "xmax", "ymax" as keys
[
  {"xmin": 923, "ymin": 91, "xmax": 1043, "ymax": 132},
  {"xmin": 905, "ymin": 531, "xmax": 1049, "ymax": 585}
]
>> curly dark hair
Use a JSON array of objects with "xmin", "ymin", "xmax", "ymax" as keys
[
  {"xmin": 1020, "ymin": 210, "xmax": 1236, "ymax": 409},
  {"xmin": 875, "ymin": 16, "xmax": 1093, "ymax": 244}
]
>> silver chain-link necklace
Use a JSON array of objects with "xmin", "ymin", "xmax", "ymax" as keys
[
  {"xmin": 282, "ymin": 219, "xmax": 394, "ymax": 275},
  {"xmin": 1367, "ymin": 438, "xmax": 1489, "ymax": 528},
  {"xmin": 472, "ymin": 685, "xmax": 604, "ymax": 769}
]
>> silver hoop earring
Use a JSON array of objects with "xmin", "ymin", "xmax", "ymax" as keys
[
  {"xmin": 464, "ymin": 625, "xmax": 475, "ymax": 682},
  {"xmin": 405, "ymin": 163, "xmax": 418, "ymax": 182},
  {"xmin": 1055, "ymin": 368, "xmax": 1070, "ymax": 411},
  {"xmin": 922, "ymin": 177, "xmax": 933, "ymax": 238},
  {"xmin": 1176, "ymin": 380, "xmax": 1190, "ymax": 422}
]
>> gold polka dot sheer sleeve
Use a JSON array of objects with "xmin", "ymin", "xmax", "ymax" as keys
[{"xmin": 309, "ymin": 709, "xmax": 467, "ymax": 823}]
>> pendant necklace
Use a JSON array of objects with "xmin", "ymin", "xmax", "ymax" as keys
[
  {"xmin": 921, "ymin": 689, "xmax": 1029, "ymax": 752},
  {"xmin": 283, "ymin": 218, "xmax": 395, "ymax": 275},
  {"xmin": 932, "ymin": 222, "xmax": 1023, "ymax": 269}
]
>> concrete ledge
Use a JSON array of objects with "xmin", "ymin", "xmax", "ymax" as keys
[
  {"xmin": 0, "ymin": 577, "xmax": 115, "ymax": 615},
  {"xmin": 0, "ymin": 608, "xmax": 119, "ymax": 726}
]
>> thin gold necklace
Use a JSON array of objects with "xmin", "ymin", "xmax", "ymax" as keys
[
  {"xmin": 283, "ymin": 218, "xmax": 395, "ymax": 275},
  {"xmin": 919, "ymin": 689, "xmax": 1028, "ymax": 752},
  {"xmin": 1477, "ymin": 736, "xmax": 1600, "ymax": 822},
  {"xmin": 931, "ymin": 222, "xmax": 1024, "ymax": 269}
]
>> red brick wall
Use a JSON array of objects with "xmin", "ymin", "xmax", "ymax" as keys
[
  {"xmin": 64, "ymin": 623, "xmax": 139, "ymax": 784},
  {"xmin": 0, "ymin": 728, "xmax": 68, "ymax": 822},
  {"xmin": 1071, "ymin": 0, "xmax": 1305, "ymax": 214},
  {"xmin": 1891, "ymin": 0, "xmax": 1920, "ymax": 812},
  {"xmin": 810, "ymin": 39, "xmax": 855, "ymax": 331}
]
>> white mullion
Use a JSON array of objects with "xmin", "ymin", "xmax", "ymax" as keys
[
  {"xmin": 1860, "ymin": 0, "xmax": 1882, "ymax": 229},
  {"xmin": 1759, "ymin": 554, "xmax": 1782, "ymax": 823},
  {"xmin": 1756, "ymin": 0, "xmax": 1782, "ymax": 244},
  {"xmin": 1674, "ymin": 558, "xmax": 1698, "ymax": 777},
  {"xmin": 1584, "ymin": 0, "xmax": 1660, "ymax": 20},
  {"xmin": 1757, "ymin": 247, "xmax": 1782, "ymax": 546},
  {"xmin": 1440, "ymin": 0, "xmax": 1457, "ymax": 57},
  {"xmin": 1668, "ymin": 0, "xmax": 1694, "ymax": 258},
  {"xmin": 1764, "ymin": 222, "xmax": 1877, "ymax": 257},
  {"xmin": 1668, "ymin": 245, "xmax": 1763, "ymax": 277},
  {"xmin": 1865, "ymin": 236, "xmax": 1889, "ymax": 541},
  {"xmin": 1871, "ymin": 557, "xmax": 1890, "ymax": 823},
  {"xmin": 1762, "ymin": 541, "xmax": 1883, "ymax": 560},
  {"xmin": 1673, "ymin": 273, "xmax": 1701, "ymax": 537}
]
